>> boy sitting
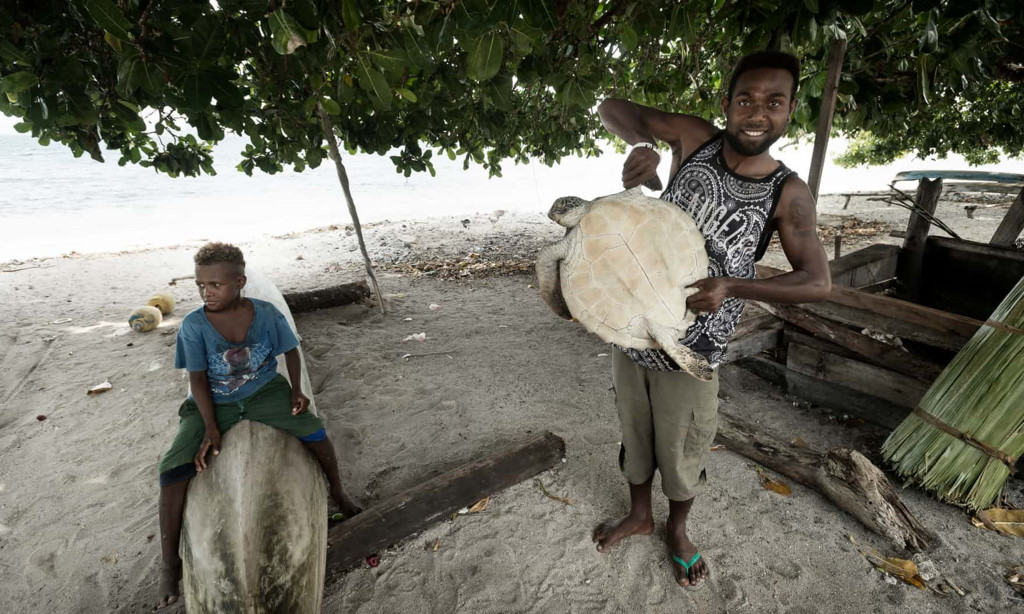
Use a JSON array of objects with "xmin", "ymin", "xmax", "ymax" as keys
[{"xmin": 156, "ymin": 242, "xmax": 361, "ymax": 609}]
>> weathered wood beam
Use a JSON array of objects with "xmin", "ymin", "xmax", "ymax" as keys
[
  {"xmin": 326, "ymin": 432, "xmax": 566, "ymax": 575},
  {"xmin": 897, "ymin": 177, "xmax": 944, "ymax": 303},
  {"xmin": 807, "ymin": 38, "xmax": 847, "ymax": 201},
  {"xmin": 756, "ymin": 264, "xmax": 979, "ymax": 351},
  {"xmin": 716, "ymin": 410, "xmax": 931, "ymax": 552},
  {"xmin": 786, "ymin": 343, "xmax": 929, "ymax": 409},
  {"xmin": 722, "ymin": 325, "xmax": 781, "ymax": 363},
  {"xmin": 735, "ymin": 356, "xmax": 912, "ymax": 430},
  {"xmin": 828, "ymin": 244, "xmax": 900, "ymax": 289},
  {"xmin": 757, "ymin": 301, "xmax": 943, "ymax": 382}
]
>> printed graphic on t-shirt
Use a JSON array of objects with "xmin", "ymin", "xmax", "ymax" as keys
[{"xmin": 208, "ymin": 341, "xmax": 273, "ymax": 395}]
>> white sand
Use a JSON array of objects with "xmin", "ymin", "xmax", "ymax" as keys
[{"xmin": 0, "ymin": 194, "xmax": 1022, "ymax": 613}]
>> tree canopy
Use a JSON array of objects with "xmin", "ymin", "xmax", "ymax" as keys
[{"xmin": 1, "ymin": 0, "xmax": 1021, "ymax": 179}]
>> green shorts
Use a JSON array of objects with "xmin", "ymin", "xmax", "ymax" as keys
[
  {"xmin": 158, "ymin": 374, "xmax": 326, "ymax": 486},
  {"xmin": 612, "ymin": 348, "xmax": 719, "ymax": 501}
]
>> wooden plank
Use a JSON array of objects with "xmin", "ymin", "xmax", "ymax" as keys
[
  {"xmin": 990, "ymin": 186, "xmax": 1024, "ymax": 247},
  {"xmin": 734, "ymin": 357, "xmax": 911, "ymax": 430},
  {"xmin": 807, "ymin": 38, "xmax": 847, "ymax": 201},
  {"xmin": 828, "ymin": 244, "xmax": 899, "ymax": 288},
  {"xmin": 786, "ymin": 343, "xmax": 929, "ymax": 408},
  {"xmin": 761, "ymin": 301, "xmax": 943, "ymax": 382},
  {"xmin": 918, "ymin": 235, "xmax": 1024, "ymax": 320},
  {"xmin": 893, "ymin": 170, "xmax": 1024, "ymax": 183},
  {"xmin": 326, "ymin": 432, "xmax": 565, "ymax": 574},
  {"xmin": 897, "ymin": 177, "xmax": 943, "ymax": 303},
  {"xmin": 723, "ymin": 325, "xmax": 781, "ymax": 363},
  {"xmin": 756, "ymin": 264, "xmax": 979, "ymax": 351},
  {"xmin": 283, "ymin": 281, "xmax": 370, "ymax": 313}
]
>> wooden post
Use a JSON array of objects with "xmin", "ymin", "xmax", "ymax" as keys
[
  {"xmin": 990, "ymin": 186, "xmax": 1024, "ymax": 247},
  {"xmin": 326, "ymin": 432, "xmax": 566, "ymax": 574},
  {"xmin": 806, "ymin": 38, "xmax": 847, "ymax": 202},
  {"xmin": 896, "ymin": 177, "xmax": 943, "ymax": 303},
  {"xmin": 318, "ymin": 108, "xmax": 386, "ymax": 315}
]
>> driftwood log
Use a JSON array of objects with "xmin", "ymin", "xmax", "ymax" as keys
[
  {"xmin": 282, "ymin": 280, "xmax": 370, "ymax": 314},
  {"xmin": 326, "ymin": 431, "xmax": 566, "ymax": 575},
  {"xmin": 717, "ymin": 410, "xmax": 931, "ymax": 552}
]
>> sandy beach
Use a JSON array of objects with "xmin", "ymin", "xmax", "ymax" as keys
[{"xmin": 1, "ymin": 191, "xmax": 1023, "ymax": 613}]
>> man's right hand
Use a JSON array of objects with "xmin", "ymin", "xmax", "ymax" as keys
[
  {"xmin": 195, "ymin": 427, "xmax": 221, "ymax": 472},
  {"xmin": 622, "ymin": 147, "xmax": 660, "ymax": 189}
]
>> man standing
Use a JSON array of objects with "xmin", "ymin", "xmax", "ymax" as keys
[{"xmin": 593, "ymin": 51, "xmax": 831, "ymax": 589}]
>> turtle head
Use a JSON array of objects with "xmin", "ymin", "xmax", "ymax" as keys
[{"xmin": 548, "ymin": 196, "xmax": 590, "ymax": 228}]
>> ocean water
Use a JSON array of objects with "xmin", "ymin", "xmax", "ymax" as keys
[{"xmin": 1, "ymin": 125, "xmax": 1021, "ymax": 262}]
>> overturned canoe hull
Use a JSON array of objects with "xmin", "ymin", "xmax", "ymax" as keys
[{"xmin": 181, "ymin": 420, "xmax": 328, "ymax": 613}]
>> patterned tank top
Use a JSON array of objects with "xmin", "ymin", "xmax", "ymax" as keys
[{"xmin": 620, "ymin": 133, "xmax": 794, "ymax": 370}]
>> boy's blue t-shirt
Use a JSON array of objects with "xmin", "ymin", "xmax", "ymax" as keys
[{"xmin": 174, "ymin": 298, "xmax": 299, "ymax": 403}]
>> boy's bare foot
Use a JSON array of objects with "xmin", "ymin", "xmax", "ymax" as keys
[
  {"xmin": 592, "ymin": 512, "xmax": 654, "ymax": 553},
  {"xmin": 668, "ymin": 518, "xmax": 708, "ymax": 589},
  {"xmin": 155, "ymin": 562, "xmax": 182, "ymax": 610},
  {"xmin": 334, "ymin": 491, "xmax": 364, "ymax": 520}
]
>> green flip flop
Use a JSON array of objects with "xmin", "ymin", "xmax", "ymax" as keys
[{"xmin": 671, "ymin": 551, "xmax": 706, "ymax": 591}]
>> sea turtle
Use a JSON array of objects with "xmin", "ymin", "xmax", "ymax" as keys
[{"xmin": 536, "ymin": 187, "xmax": 713, "ymax": 381}]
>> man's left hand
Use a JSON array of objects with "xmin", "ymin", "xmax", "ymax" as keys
[
  {"xmin": 686, "ymin": 277, "xmax": 731, "ymax": 313},
  {"xmin": 291, "ymin": 391, "xmax": 310, "ymax": 415}
]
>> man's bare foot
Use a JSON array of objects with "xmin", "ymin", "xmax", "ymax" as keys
[
  {"xmin": 332, "ymin": 491, "xmax": 364, "ymax": 520},
  {"xmin": 592, "ymin": 513, "xmax": 654, "ymax": 553},
  {"xmin": 155, "ymin": 562, "xmax": 182, "ymax": 610},
  {"xmin": 668, "ymin": 521, "xmax": 708, "ymax": 589}
]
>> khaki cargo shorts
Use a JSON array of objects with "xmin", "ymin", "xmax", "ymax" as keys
[{"xmin": 612, "ymin": 348, "xmax": 720, "ymax": 501}]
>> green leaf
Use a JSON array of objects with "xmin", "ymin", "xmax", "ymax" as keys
[
  {"xmin": 103, "ymin": 30, "xmax": 123, "ymax": 54},
  {"xmin": 84, "ymin": 0, "xmax": 133, "ymax": 43},
  {"xmin": 403, "ymin": 30, "xmax": 432, "ymax": 69},
  {"xmin": 342, "ymin": 0, "xmax": 361, "ymax": 31},
  {"xmin": 619, "ymin": 24, "xmax": 638, "ymax": 52},
  {"xmin": 191, "ymin": 17, "xmax": 226, "ymax": 60},
  {"xmin": 356, "ymin": 56, "xmax": 392, "ymax": 110},
  {"xmin": 111, "ymin": 102, "xmax": 146, "ymax": 132},
  {"xmin": 397, "ymin": 88, "xmax": 418, "ymax": 102},
  {"xmin": 320, "ymin": 97, "xmax": 342, "ymax": 115},
  {"xmin": 0, "ymin": 39, "xmax": 29, "ymax": 65},
  {"xmin": 183, "ymin": 73, "xmax": 212, "ymax": 111},
  {"xmin": 485, "ymin": 74, "xmax": 512, "ymax": 111},
  {"xmin": 918, "ymin": 57, "xmax": 930, "ymax": 105},
  {"xmin": 13, "ymin": 122, "xmax": 31, "ymax": 133},
  {"xmin": 803, "ymin": 0, "xmax": 819, "ymax": 13},
  {"xmin": 466, "ymin": 32, "xmax": 503, "ymax": 82},
  {"xmin": 1, "ymin": 71, "xmax": 38, "ymax": 94},
  {"xmin": 208, "ymin": 70, "xmax": 245, "ymax": 108},
  {"xmin": 269, "ymin": 9, "xmax": 309, "ymax": 55},
  {"xmin": 919, "ymin": 10, "xmax": 939, "ymax": 54},
  {"xmin": 131, "ymin": 59, "xmax": 163, "ymax": 94},
  {"xmin": 368, "ymin": 49, "xmax": 410, "ymax": 75}
]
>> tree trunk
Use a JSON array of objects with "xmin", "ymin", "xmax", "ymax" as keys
[
  {"xmin": 716, "ymin": 410, "xmax": 932, "ymax": 552},
  {"xmin": 318, "ymin": 107, "xmax": 386, "ymax": 315}
]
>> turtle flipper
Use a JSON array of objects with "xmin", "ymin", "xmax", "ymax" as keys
[
  {"xmin": 536, "ymin": 240, "xmax": 573, "ymax": 320},
  {"xmin": 644, "ymin": 319, "xmax": 713, "ymax": 381}
]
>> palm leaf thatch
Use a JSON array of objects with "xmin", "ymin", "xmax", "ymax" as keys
[{"xmin": 882, "ymin": 275, "xmax": 1024, "ymax": 510}]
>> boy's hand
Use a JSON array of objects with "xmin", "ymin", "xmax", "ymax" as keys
[
  {"xmin": 291, "ymin": 391, "xmax": 310, "ymax": 415},
  {"xmin": 194, "ymin": 428, "xmax": 221, "ymax": 472}
]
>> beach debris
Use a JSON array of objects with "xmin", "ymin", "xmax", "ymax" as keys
[
  {"xmin": 456, "ymin": 507, "xmax": 470, "ymax": 515},
  {"xmin": 849, "ymin": 535, "xmax": 926, "ymax": 589},
  {"xmin": 36, "ymin": 415, "xmax": 46, "ymax": 421},
  {"xmin": 147, "ymin": 534, "xmax": 155, "ymax": 541},
  {"xmin": 498, "ymin": 324, "xmax": 508, "ymax": 328},
  {"xmin": 129, "ymin": 305, "xmax": 162, "ymax": 332},
  {"xmin": 403, "ymin": 317, "xmax": 413, "ymax": 322},
  {"xmin": 756, "ymin": 467, "xmax": 792, "ymax": 496},
  {"xmin": 49, "ymin": 318, "xmax": 72, "ymax": 325},
  {"xmin": 468, "ymin": 497, "xmax": 490, "ymax": 513},
  {"xmin": 402, "ymin": 332, "xmax": 426, "ymax": 342},
  {"xmin": 489, "ymin": 209, "xmax": 505, "ymax": 223},
  {"xmin": 597, "ymin": 353, "xmax": 608, "ymax": 357},
  {"xmin": 971, "ymin": 508, "xmax": 1024, "ymax": 537},
  {"xmin": 126, "ymin": 342, "xmax": 133, "ymax": 347},
  {"xmin": 401, "ymin": 351, "xmax": 455, "ymax": 361},
  {"xmin": 399, "ymin": 235, "xmax": 417, "ymax": 248},
  {"xmin": 709, "ymin": 444, "xmax": 725, "ymax": 452},
  {"xmin": 147, "ymin": 292, "xmax": 175, "ymax": 315},
  {"xmin": 433, "ymin": 539, "xmax": 440, "ymax": 552},
  {"xmin": 87, "ymin": 380, "xmax": 112, "ymax": 395},
  {"xmin": 168, "ymin": 275, "xmax": 194, "ymax": 286},
  {"xmin": 428, "ymin": 303, "xmax": 441, "ymax": 311},
  {"xmin": 42, "ymin": 336, "xmax": 57, "ymax": 343},
  {"xmin": 790, "ymin": 437, "xmax": 809, "ymax": 448},
  {"xmin": 365, "ymin": 554, "xmax": 380, "ymax": 568},
  {"xmin": 536, "ymin": 479, "xmax": 574, "ymax": 505},
  {"xmin": 461, "ymin": 219, "xmax": 471, "ymax": 228},
  {"xmin": 295, "ymin": 255, "xmax": 304, "ymax": 260},
  {"xmin": 1007, "ymin": 565, "xmax": 1024, "ymax": 595},
  {"xmin": 528, "ymin": 283, "xmax": 535, "ymax": 289}
]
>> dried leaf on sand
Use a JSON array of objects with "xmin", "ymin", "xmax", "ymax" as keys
[
  {"xmin": 756, "ymin": 467, "xmax": 792, "ymax": 496},
  {"xmin": 971, "ymin": 508, "xmax": 1024, "ymax": 537},
  {"xmin": 536, "ymin": 479, "xmax": 573, "ymax": 505},
  {"xmin": 468, "ymin": 497, "xmax": 489, "ymax": 513}
]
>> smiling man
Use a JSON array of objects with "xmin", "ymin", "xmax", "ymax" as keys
[{"xmin": 594, "ymin": 51, "xmax": 831, "ymax": 590}]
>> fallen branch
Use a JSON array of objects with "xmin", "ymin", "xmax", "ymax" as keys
[{"xmin": 717, "ymin": 410, "xmax": 931, "ymax": 552}]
